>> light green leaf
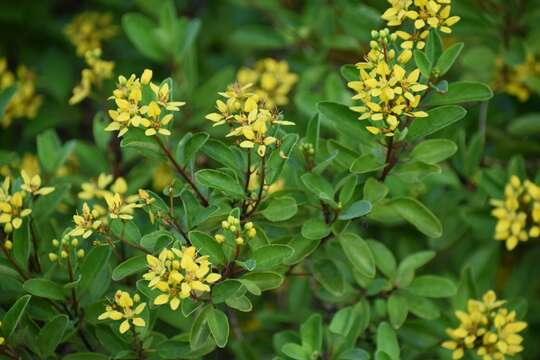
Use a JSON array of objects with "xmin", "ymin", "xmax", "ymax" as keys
[
  {"xmin": 189, "ymin": 231, "xmax": 226, "ymax": 266},
  {"xmin": 410, "ymin": 139, "xmax": 458, "ymax": 164},
  {"xmin": 301, "ymin": 218, "xmax": 330, "ymax": 240},
  {"xmin": 435, "ymin": 43, "xmax": 464, "ymax": 76},
  {"xmin": 195, "ymin": 169, "xmax": 244, "ymax": 198},
  {"xmin": 339, "ymin": 233, "xmax": 376, "ymax": 278},
  {"xmin": 425, "ymin": 81, "xmax": 493, "ymax": 106},
  {"xmin": 207, "ymin": 307, "xmax": 229, "ymax": 348},
  {"xmin": 407, "ymin": 275, "xmax": 457, "ymax": 298},
  {"xmin": 252, "ymin": 245, "xmax": 294, "ymax": 271},
  {"xmin": 387, "ymin": 197, "xmax": 442, "ymax": 238},
  {"xmin": 376, "ymin": 322, "xmax": 400, "ymax": 360},
  {"xmin": 38, "ymin": 314, "xmax": 69, "ymax": 356},
  {"xmin": 2, "ymin": 295, "xmax": 31, "ymax": 338},
  {"xmin": 261, "ymin": 196, "xmax": 298, "ymax": 222},
  {"xmin": 408, "ymin": 105, "xmax": 467, "ymax": 140},
  {"xmin": 350, "ymin": 154, "xmax": 385, "ymax": 174},
  {"xmin": 112, "ymin": 255, "xmax": 147, "ymax": 281},
  {"xmin": 339, "ymin": 200, "xmax": 372, "ymax": 220},
  {"xmin": 23, "ymin": 278, "xmax": 64, "ymax": 300}
]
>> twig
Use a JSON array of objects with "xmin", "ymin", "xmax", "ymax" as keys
[
  {"xmin": 154, "ymin": 136, "xmax": 209, "ymax": 207},
  {"xmin": 243, "ymin": 154, "xmax": 266, "ymax": 219}
]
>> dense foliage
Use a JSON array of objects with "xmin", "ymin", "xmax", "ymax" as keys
[{"xmin": 1, "ymin": 0, "xmax": 539, "ymax": 359}]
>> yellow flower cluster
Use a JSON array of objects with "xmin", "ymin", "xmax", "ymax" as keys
[
  {"xmin": 494, "ymin": 54, "xmax": 540, "ymax": 102},
  {"xmin": 0, "ymin": 59, "xmax": 42, "ymax": 128},
  {"xmin": 206, "ymin": 83, "xmax": 294, "ymax": 156},
  {"xmin": 215, "ymin": 215, "xmax": 256, "ymax": 246},
  {"xmin": 490, "ymin": 175, "xmax": 540, "ymax": 251},
  {"xmin": 0, "ymin": 172, "xmax": 54, "ymax": 233},
  {"xmin": 48, "ymin": 235, "xmax": 85, "ymax": 262},
  {"xmin": 106, "ymin": 69, "xmax": 185, "ymax": 137},
  {"xmin": 99, "ymin": 290, "xmax": 146, "ymax": 334},
  {"xmin": 69, "ymin": 48, "xmax": 114, "ymax": 105},
  {"xmin": 64, "ymin": 12, "xmax": 118, "ymax": 57},
  {"xmin": 442, "ymin": 290, "xmax": 527, "ymax": 360},
  {"xmin": 143, "ymin": 246, "xmax": 221, "ymax": 310},
  {"xmin": 71, "ymin": 174, "xmax": 144, "ymax": 238},
  {"xmin": 348, "ymin": 29, "xmax": 428, "ymax": 136},
  {"xmin": 236, "ymin": 58, "xmax": 298, "ymax": 107},
  {"xmin": 382, "ymin": 0, "xmax": 460, "ymax": 50}
]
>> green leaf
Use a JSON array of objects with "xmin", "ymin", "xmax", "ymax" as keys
[
  {"xmin": 350, "ymin": 154, "xmax": 385, "ymax": 174},
  {"xmin": 410, "ymin": 139, "xmax": 458, "ymax": 164},
  {"xmin": 464, "ymin": 132, "xmax": 485, "ymax": 177},
  {"xmin": 338, "ymin": 175, "xmax": 358, "ymax": 205},
  {"xmin": 195, "ymin": 169, "xmax": 244, "ymax": 198},
  {"xmin": 0, "ymin": 85, "xmax": 17, "ymax": 117},
  {"xmin": 252, "ymin": 245, "xmax": 294, "ymax": 271},
  {"xmin": 92, "ymin": 112, "xmax": 112, "ymax": 151},
  {"xmin": 201, "ymin": 139, "xmax": 240, "ymax": 170},
  {"xmin": 395, "ymin": 251, "xmax": 436, "ymax": 287},
  {"xmin": 32, "ymin": 184, "xmax": 71, "ymax": 222},
  {"xmin": 317, "ymin": 101, "xmax": 371, "ymax": 141},
  {"xmin": 312, "ymin": 259, "xmax": 344, "ymax": 295},
  {"xmin": 367, "ymin": 240, "xmax": 397, "ymax": 279},
  {"xmin": 230, "ymin": 25, "xmax": 287, "ymax": 49},
  {"xmin": 189, "ymin": 231, "xmax": 226, "ymax": 266},
  {"xmin": 2, "ymin": 295, "xmax": 31, "ymax": 338},
  {"xmin": 112, "ymin": 255, "xmax": 147, "ymax": 281},
  {"xmin": 240, "ymin": 272, "xmax": 284, "ymax": 291},
  {"xmin": 79, "ymin": 246, "xmax": 111, "ymax": 293},
  {"xmin": 190, "ymin": 305, "xmax": 211, "ymax": 349},
  {"xmin": 301, "ymin": 172, "xmax": 335, "ymax": 204},
  {"xmin": 407, "ymin": 275, "xmax": 457, "ymax": 298},
  {"xmin": 120, "ymin": 128, "xmax": 163, "ymax": 160},
  {"xmin": 376, "ymin": 322, "xmax": 400, "ymax": 360},
  {"xmin": 225, "ymin": 295, "xmax": 252, "ymax": 312},
  {"xmin": 176, "ymin": 132, "xmax": 210, "ymax": 167},
  {"xmin": 425, "ymin": 81, "xmax": 493, "ymax": 106},
  {"xmin": 301, "ymin": 314, "xmax": 323, "ymax": 354},
  {"xmin": 261, "ymin": 196, "xmax": 298, "ymax": 222},
  {"xmin": 37, "ymin": 130, "xmax": 63, "ymax": 173},
  {"xmin": 301, "ymin": 218, "xmax": 330, "ymax": 240},
  {"xmin": 508, "ymin": 113, "xmax": 540, "ymax": 135},
  {"xmin": 414, "ymin": 50, "xmax": 432, "ymax": 78},
  {"xmin": 38, "ymin": 314, "xmax": 69, "ymax": 356},
  {"xmin": 306, "ymin": 114, "xmax": 321, "ymax": 152},
  {"xmin": 387, "ymin": 197, "xmax": 442, "ymax": 238},
  {"xmin": 140, "ymin": 230, "xmax": 174, "ymax": 252},
  {"xmin": 340, "ymin": 64, "xmax": 357, "ymax": 82},
  {"xmin": 207, "ymin": 307, "xmax": 229, "ymax": 348},
  {"xmin": 211, "ymin": 280, "xmax": 244, "ymax": 304},
  {"xmin": 407, "ymin": 105, "xmax": 467, "ymax": 140},
  {"xmin": 339, "ymin": 233, "xmax": 376, "ymax": 278},
  {"xmin": 387, "ymin": 293, "xmax": 408, "ymax": 329},
  {"xmin": 12, "ymin": 220, "xmax": 31, "ymax": 269},
  {"xmin": 23, "ymin": 278, "xmax": 64, "ymax": 300},
  {"xmin": 435, "ymin": 43, "xmax": 464, "ymax": 77},
  {"xmin": 363, "ymin": 178, "xmax": 389, "ymax": 203},
  {"xmin": 122, "ymin": 13, "xmax": 167, "ymax": 61},
  {"xmin": 282, "ymin": 343, "xmax": 309, "ymax": 360},
  {"xmin": 339, "ymin": 200, "xmax": 372, "ymax": 220}
]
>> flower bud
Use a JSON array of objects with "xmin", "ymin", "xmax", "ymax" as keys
[
  {"xmin": 61, "ymin": 250, "xmax": 68, "ymax": 259},
  {"xmin": 141, "ymin": 69, "xmax": 153, "ymax": 85},
  {"xmin": 133, "ymin": 294, "xmax": 141, "ymax": 303},
  {"xmin": 71, "ymin": 238, "xmax": 79, "ymax": 247},
  {"xmin": 229, "ymin": 225, "xmax": 237, "ymax": 232},
  {"xmin": 4, "ymin": 240, "xmax": 12, "ymax": 250},
  {"xmin": 77, "ymin": 249, "xmax": 85, "ymax": 258},
  {"xmin": 244, "ymin": 222, "xmax": 254, "ymax": 230},
  {"xmin": 247, "ymin": 228, "xmax": 257, "ymax": 238},
  {"xmin": 235, "ymin": 237, "xmax": 244, "ymax": 245},
  {"xmin": 214, "ymin": 234, "xmax": 225, "ymax": 243},
  {"xmin": 49, "ymin": 253, "xmax": 58, "ymax": 262},
  {"xmin": 221, "ymin": 220, "xmax": 230, "ymax": 229},
  {"xmin": 52, "ymin": 239, "xmax": 60, "ymax": 247}
]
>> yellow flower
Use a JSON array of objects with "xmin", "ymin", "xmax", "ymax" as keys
[
  {"xmin": 69, "ymin": 202, "xmax": 103, "ymax": 238},
  {"xmin": 348, "ymin": 30, "xmax": 428, "ymax": 137},
  {"xmin": 20, "ymin": 170, "xmax": 54, "ymax": 196},
  {"xmin": 69, "ymin": 48, "xmax": 114, "ymax": 105},
  {"xmin": 152, "ymin": 164, "xmax": 174, "ymax": 192},
  {"xmin": 236, "ymin": 58, "xmax": 298, "ymax": 107},
  {"xmin": 382, "ymin": 0, "xmax": 460, "ymax": 50},
  {"xmin": 0, "ymin": 59, "xmax": 42, "ymax": 128},
  {"xmin": 442, "ymin": 290, "xmax": 527, "ymax": 360},
  {"xmin": 490, "ymin": 176, "xmax": 540, "ymax": 250},
  {"xmin": 0, "ymin": 187, "xmax": 32, "ymax": 233},
  {"xmin": 106, "ymin": 70, "xmax": 184, "ymax": 137},
  {"xmin": 143, "ymin": 246, "xmax": 221, "ymax": 310},
  {"xmin": 64, "ymin": 12, "xmax": 118, "ymax": 56},
  {"xmin": 206, "ymin": 83, "xmax": 294, "ymax": 156},
  {"xmin": 493, "ymin": 54, "xmax": 540, "ymax": 102},
  {"xmin": 104, "ymin": 192, "xmax": 142, "ymax": 220},
  {"xmin": 98, "ymin": 290, "xmax": 146, "ymax": 334}
]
